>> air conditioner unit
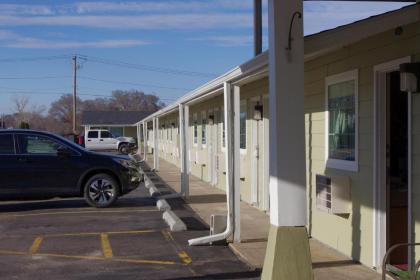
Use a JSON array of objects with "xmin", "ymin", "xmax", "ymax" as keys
[{"xmin": 316, "ymin": 174, "xmax": 351, "ymax": 214}]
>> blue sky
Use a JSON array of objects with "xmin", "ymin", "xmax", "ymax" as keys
[{"xmin": 0, "ymin": 0, "xmax": 413, "ymax": 114}]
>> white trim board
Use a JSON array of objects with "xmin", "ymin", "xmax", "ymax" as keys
[
  {"xmin": 324, "ymin": 69, "xmax": 359, "ymax": 172},
  {"xmin": 372, "ymin": 56, "xmax": 411, "ymax": 269}
]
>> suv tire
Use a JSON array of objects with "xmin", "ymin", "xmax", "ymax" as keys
[
  {"xmin": 118, "ymin": 143, "xmax": 130, "ymax": 155},
  {"xmin": 84, "ymin": 173, "xmax": 119, "ymax": 208}
]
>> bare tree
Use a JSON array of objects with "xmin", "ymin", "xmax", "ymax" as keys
[{"xmin": 12, "ymin": 96, "xmax": 30, "ymax": 125}]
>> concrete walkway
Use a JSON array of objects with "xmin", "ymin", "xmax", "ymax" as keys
[{"xmin": 145, "ymin": 157, "xmax": 381, "ymax": 280}]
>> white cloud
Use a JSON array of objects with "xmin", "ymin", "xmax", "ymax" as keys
[
  {"xmin": 0, "ymin": 29, "xmax": 148, "ymax": 49},
  {"xmin": 0, "ymin": 4, "xmax": 54, "ymax": 15},
  {"xmin": 191, "ymin": 35, "xmax": 253, "ymax": 47},
  {"xmin": 74, "ymin": 1, "xmax": 258, "ymax": 14},
  {"xmin": 0, "ymin": 13, "xmax": 252, "ymax": 29}
]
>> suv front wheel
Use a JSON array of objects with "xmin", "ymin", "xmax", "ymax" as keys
[
  {"xmin": 84, "ymin": 173, "xmax": 119, "ymax": 208},
  {"xmin": 118, "ymin": 143, "xmax": 130, "ymax": 155}
]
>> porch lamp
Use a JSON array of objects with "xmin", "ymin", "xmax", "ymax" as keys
[
  {"xmin": 254, "ymin": 102, "xmax": 263, "ymax": 121},
  {"xmin": 208, "ymin": 115, "xmax": 215, "ymax": 125},
  {"xmin": 400, "ymin": 62, "xmax": 420, "ymax": 93},
  {"xmin": 171, "ymin": 122, "xmax": 176, "ymax": 128}
]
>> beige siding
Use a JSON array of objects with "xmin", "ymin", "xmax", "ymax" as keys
[
  {"xmin": 150, "ymin": 20, "xmax": 420, "ymax": 267},
  {"xmin": 306, "ymin": 21, "xmax": 420, "ymax": 267}
]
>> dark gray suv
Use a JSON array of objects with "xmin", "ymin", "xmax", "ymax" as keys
[{"xmin": 0, "ymin": 129, "xmax": 142, "ymax": 207}]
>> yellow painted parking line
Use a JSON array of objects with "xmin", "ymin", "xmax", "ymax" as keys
[
  {"xmin": 161, "ymin": 230, "xmax": 193, "ymax": 266},
  {"xmin": 161, "ymin": 229, "xmax": 173, "ymax": 241},
  {"xmin": 46, "ymin": 229, "xmax": 155, "ymax": 237},
  {"xmin": 178, "ymin": 251, "xmax": 192, "ymax": 265},
  {"xmin": 0, "ymin": 209, "xmax": 158, "ymax": 218},
  {"xmin": 29, "ymin": 236, "xmax": 43, "ymax": 254},
  {"xmin": 0, "ymin": 249, "xmax": 177, "ymax": 266},
  {"xmin": 100, "ymin": 233, "xmax": 113, "ymax": 258},
  {"xmin": 113, "ymin": 258, "xmax": 176, "ymax": 265}
]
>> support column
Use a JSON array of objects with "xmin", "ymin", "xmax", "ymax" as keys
[
  {"xmin": 262, "ymin": 0, "xmax": 312, "ymax": 279},
  {"xmin": 153, "ymin": 117, "xmax": 159, "ymax": 171},
  {"xmin": 179, "ymin": 104, "xmax": 190, "ymax": 198},
  {"xmin": 143, "ymin": 122, "xmax": 147, "ymax": 161},
  {"xmin": 233, "ymin": 85, "xmax": 241, "ymax": 243},
  {"xmin": 136, "ymin": 123, "xmax": 141, "ymax": 156}
]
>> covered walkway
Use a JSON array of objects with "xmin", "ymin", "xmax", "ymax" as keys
[{"xmin": 144, "ymin": 157, "xmax": 382, "ymax": 280}]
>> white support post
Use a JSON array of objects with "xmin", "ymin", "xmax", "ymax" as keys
[
  {"xmin": 143, "ymin": 122, "xmax": 147, "ymax": 161},
  {"xmin": 233, "ymin": 85, "xmax": 241, "ymax": 243},
  {"xmin": 262, "ymin": 0, "xmax": 312, "ymax": 279},
  {"xmin": 153, "ymin": 118, "xmax": 159, "ymax": 171},
  {"xmin": 179, "ymin": 104, "xmax": 190, "ymax": 198},
  {"xmin": 136, "ymin": 123, "xmax": 141, "ymax": 156}
]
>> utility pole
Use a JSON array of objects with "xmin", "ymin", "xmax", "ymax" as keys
[{"xmin": 72, "ymin": 55, "xmax": 77, "ymax": 136}]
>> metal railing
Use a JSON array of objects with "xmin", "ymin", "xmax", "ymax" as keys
[{"xmin": 382, "ymin": 243, "xmax": 420, "ymax": 280}]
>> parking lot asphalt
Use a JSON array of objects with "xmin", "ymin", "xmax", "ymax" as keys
[{"xmin": 0, "ymin": 185, "xmax": 260, "ymax": 280}]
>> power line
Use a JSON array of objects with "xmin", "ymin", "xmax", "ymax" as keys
[
  {"xmin": 77, "ymin": 54, "xmax": 217, "ymax": 78},
  {"xmin": 0, "ymin": 89, "xmax": 177, "ymax": 101},
  {"xmin": 78, "ymin": 75, "xmax": 191, "ymax": 91},
  {"xmin": 0, "ymin": 75, "xmax": 71, "ymax": 80},
  {"xmin": 0, "ymin": 55, "xmax": 70, "ymax": 63}
]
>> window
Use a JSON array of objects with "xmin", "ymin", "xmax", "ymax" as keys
[
  {"xmin": 109, "ymin": 127, "xmax": 123, "ymax": 137},
  {"xmin": 101, "ymin": 131, "xmax": 112, "ymax": 138},
  {"xmin": 88, "ymin": 131, "xmax": 98, "ymax": 138},
  {"xmin": 240, "ymin": 103, "xmax": 247, "ymax": 150},
  {"xmin": 0, "ymin": 134, "xmax": 15, "ymax": 154},
  {"xmin": 202, "ymin": 112, "xmax": 206, "ymax": 145},
  {"xmin": 19, "ymin": 135, "xmax": 64, "ymax": 154},
  {"xmin": 326, "ymin": 70, "xmax": 358, "ymax": 171},
  {"xmin": 193, "ymin": 114, "xmax": 198, "ymax": 145}
]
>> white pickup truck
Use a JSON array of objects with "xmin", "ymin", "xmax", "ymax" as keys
[{"xmin": 84, "ymin": 129, "xmax": 136, "ymax": 155}]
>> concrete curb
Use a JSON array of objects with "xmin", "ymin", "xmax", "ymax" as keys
[
  {"xmin": 156, "ymin": 199, "xmax": 171, "ymax": 211},
  {"xmin": 163, "ymin": 210, "xmax": 187, "ymax": 232},
  {"xmin": 149, "ymin": 185, "xmax": 161, "ymax": 197},
  {"xmin": 144, "ymin": 177, "xmax": 153, "ymax": 189}
]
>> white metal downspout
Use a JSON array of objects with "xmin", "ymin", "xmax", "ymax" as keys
[{"xmin": 188, "ymin": 82, "xmax": 235, "ymax": 245}]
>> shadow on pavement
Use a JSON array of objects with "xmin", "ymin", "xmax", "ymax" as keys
[
  {"xmin": 163, "ymin": 270, "xmax": 261, "ymax": 280},
  {"xmin": 0, "ymin": 195, "xmax": 154, "ymax": 213}
]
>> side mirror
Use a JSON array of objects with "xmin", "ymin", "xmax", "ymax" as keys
[{"xmin": 57, "ymin": 147, "xmax": 73, "ymax": 158}]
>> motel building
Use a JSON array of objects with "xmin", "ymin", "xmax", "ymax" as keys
[{"xmin": 137, "ymin": 3, "xmax": 420, "ymax": 279}]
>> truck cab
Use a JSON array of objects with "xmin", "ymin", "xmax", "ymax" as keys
[{"xmin": 85, "ymin": 129, "xmax": 136, "ymax": 154}]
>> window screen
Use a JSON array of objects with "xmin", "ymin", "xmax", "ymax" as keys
[{"xmin": 328, "ymin": 80, "xmax": 356, "ymax": 161}]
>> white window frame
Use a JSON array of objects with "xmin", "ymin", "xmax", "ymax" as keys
[
  {"xmin": 240, "ymin": 100, "xmax": 247, "ymax": 155},
  {"xmin": 201, "ymin": 111, "xmax": 207, "ymax": 148},
  {"xmin": 193, "ymin": 113, "xmax": 198, "ymax": 146},
  {"xmin": 325, "ymin": 69, "xmax": 359, "ymax": 172}
]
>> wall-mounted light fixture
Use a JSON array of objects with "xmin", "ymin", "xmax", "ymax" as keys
[
  {"xmin": 171, "ymin": 122, "xmax": 176, "ymax": 128},
  {"xmin": 161, "ymin": 124, "xmax": 166, "ymax": 129},
  {"xmin": 208, "ymin": 115, "xmax": 215, "ymax": 125},
  {"xmin": 400, "ymin": 62, "xmax": 420, "ymax": 93},
  {"xmin": 254, "ymin": 102, "xmax": 263, "ymax": 120}
]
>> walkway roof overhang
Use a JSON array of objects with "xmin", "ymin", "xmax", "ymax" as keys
[{"xmin": 138, "ymin": 3, "xmax": 420, "ymax": 124}]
